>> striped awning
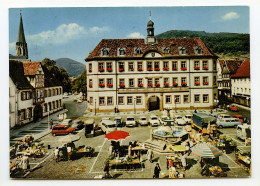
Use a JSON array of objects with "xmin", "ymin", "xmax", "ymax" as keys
[{"xmin": 191, "ymin": 143, "xmax": 222, "ymax": 158}]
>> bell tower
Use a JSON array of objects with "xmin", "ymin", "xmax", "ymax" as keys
[
  {"xmin": 146, "ymin": 12, "xmax": 156, "ymax": 44},
  {"xmin": 16, "ymin": 12, "xmax": 28, "ymax": 59}
]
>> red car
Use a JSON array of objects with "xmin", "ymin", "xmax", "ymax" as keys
[
  {"xmin": 51, "ymin": 125, "xmax": 75, "ymax": 136},
  {"xmin": 232, "ymin": 115, "xmax": 243, "ymax": 123},
  {"xmin": 228, "ymin": 105, "xmax": 239, "ymax": 111}
]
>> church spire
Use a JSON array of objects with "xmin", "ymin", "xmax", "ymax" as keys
[{"xmin": 16, "ymin": 12, "xmax": 28, "ymax": 59}]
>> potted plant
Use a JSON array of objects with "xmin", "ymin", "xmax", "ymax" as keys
[
  {"xmin": 98, "ymin": 68, "xmax": 104, "ymax": 72},
  {"xmin": 154, "ymin": 67, "xmax": 160, "ymax": 71},
  {"xmin": 172, "ymin": 67, "xmax": 177, "ymax": 70},
  {"xmin": 147, "ymin": 67, "xmax": 153, "ymax": 71},
  {"xmin": 107, "ymin": 68, "xmax": 113, "ymax": 72},
  {"xmin": 119, "ymin": 84, "xmax": 125, "ymax": 88},
  {"xmin": 107, "ymin": 83, "xmax": 113, "ymax": 87},
  {"xmin": 89, "ymin": 69, "xmax": 92, "ymax": 72},
  {"xmin": 155, "ymin": 83, "xmax": 160, "ymax": 87},
  {"xmin": 203, "ymin": 67, "xmax": 208, "ymax": 70},
  {"xmin": 163, "ymin": 67, "xmax": 169, "ymax": 71},
  {"xmin": 181, "ymin": 67, "xmax": 187, "ymax": 71},
  {"xmin": 195, "ymin": 82, "xmax": 200, "ymax": 86},
  {"xmin": 119, "ymin": 68, "xmax": 124, "ymax": 72},
  {"xmin": 164, "ymin": 82, "xmax": 169, "ymax": 87},
  {"xmin": 203, "ymin": 82, "xmax": 209, "ymax": 85},
  {"xmin": 138, "ymin": 83, "xmax": 143, "ymax": 87},
  {"xmin": 173, "ymin": 82, "xmax": 178, "ymax": 87},
  {"xmin": 89, "ymin": 84, "xmax": 93, "ymax": 88},
  {"xmin": 138, "ymin": 68, "xmax": 143, "ymax": 71},
  {"xmin": 194, "ymin": 67, "xmax": 200, "ymax": 70},
  {"xmin": 99, "ymin": 83, "xmax": 105, "ymax": 87},
  {"xmin": 181, "ymin": 82, "xmax": 187, "ymax": 87},
  {"xmin": 147, "ymin": 83, "xmax": 153, "ymax": 87}
]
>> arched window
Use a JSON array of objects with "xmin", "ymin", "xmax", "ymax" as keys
[
  {"xmin": 163, "ymin": 47, "xmax": 170, "ymax": 53},
  {"xmin": 118, "ymin": 48, "xmax": 126, "ymax": 56},
  {"xmin": 101, "ymin": 48, "xmax": 109, "ymax": 56},
  {"xmin": 134, "ymin": 47, "xmax": 142, "ymax": 54},
  {"xmin": 178, "ymin": 47, "xmax": 187, "ymax": 55},
  {"xmin": 194, "ymin": 46, "xmax": 203, "ymax": 55}
]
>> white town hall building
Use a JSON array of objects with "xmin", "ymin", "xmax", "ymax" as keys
[{"xmin": 85, "ymin": 18, "xmax": 218, "ymax": 113}]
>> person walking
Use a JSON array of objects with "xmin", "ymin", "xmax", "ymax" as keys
[
  {"xmin": 154, "ymin": 163, "xmax": 161, "ymax": 178},
  {"xmin": 166, "ymin": 158, "xmax": 169, "ymax": 169},
  {"xmin": 49, "ymin": 119, "xmax": 53, "ymax": 130},
  {"xmin": 67, "ymin": 145, "xmax": 72, "ymax": 161},
  {"xmin": 181, "ymin": 152, "xmax": 187, "ymax": 171},
  {"xmin": 147, "ymin": 149, "xmax": 153, "ymax": 163},
  {"xmin": 62, "ymin": 144, "xmax": 68, "ymax": 161},
  {"xmin": 54, "ymin": 147, "xmax": 59, "ymax": 162}
]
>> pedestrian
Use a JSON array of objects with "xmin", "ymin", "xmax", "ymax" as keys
[
  {"xmin": 67, "ymin": 145, "xmax": 72, "ymax": 161},
  {"xmin": 54, "ymin": 147, "xmax": 59, "ymax": 162},
  {"xmin": 181, "ymin": 152, "xmax": 187, "ymax": 171},
  {"xmin": 147, "ymin": 148, "xmax": 153, "ymax": 163},
  {"xmin": 169, "ymin": 159, "xmax": 174, "ymax": 168},
  {"xmin": 194, "ymin": 109, "xmax": 197, "ymax": 113},
  {"xmin": 104, "ymin": 162, "xmax": 110, "ymax": 174},
  {"xmin": 128, "ymin": 144, "xmax": 132, "ymax": 157},
  {"xmin": 200, "ymin": 159, "xmax": 209, "ymax": 176},
  {"xmin": 166, "ymin": 158, "xmax": 169, "ymax": 169},
  {"xmin": 22, "ymin": 155, "xmax": 29, "ymax": 172},
  {"xmin": 62, "ymin": 144, "xmax": 68, "ymax": 161},
  {"xmin": 153, "ymin": 163, "xmax": 161, "ymax": 178},
  {"xmin": 49, "ymin": 119, "xmax": 53, "ymax": 129}
]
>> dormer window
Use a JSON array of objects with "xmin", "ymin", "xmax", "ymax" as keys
[
  {"xmin": 178, "ymin": 46, "xmax": 187, "ymax": 55},
  {"xmin": 101, "ymin": 48, "xmax": 109, "ymax": 56},
  {"xmin": 162, "ymin": 47, "xmax": 170, "ymax": 54},
  {"xmin": 194, "ymin": 46, "xmax": 203, "ymax": 55},
  {"xmin": 134, "ymin": 47, "xmax": 142, "ymax": 54},
  {"xmin": 118, "ymin": 48, "xmax": 126, "ymax": 56}
]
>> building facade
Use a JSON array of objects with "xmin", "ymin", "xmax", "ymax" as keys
[
  {"xmin": 231, "ymin": 59, "xmax": 250, "ymax": 107},
  {"xmin": 85, "ymin": 19, "xmax": 218, "ymax": 113}
]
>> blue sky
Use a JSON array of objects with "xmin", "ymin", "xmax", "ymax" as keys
[{"xmin": 9, "ymin": 6, "xmax": 249, "ymax": 64}]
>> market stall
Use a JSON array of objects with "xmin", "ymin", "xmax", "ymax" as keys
[
  {"xmin": 235, "ymin": 150, "xmax": 251, "ymax": 170},
  {"xmin": 106, "ymin": 157, "xmax": 142, "ymax": 170},
  {"xmin": 209, "ymin": 166, "xmax": 226, "ymax": 177},
  {"xmin": 166, "ymin": 155, "xmax": 182, "ymax": 168},
  {"xmin": 76, "ymin": 146, "xmax": 95, "ymax": 157}
]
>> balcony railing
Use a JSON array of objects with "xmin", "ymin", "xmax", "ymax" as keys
[{"xmin": 118, "ymin": 86, "xmax": 189, "ymax": 94}]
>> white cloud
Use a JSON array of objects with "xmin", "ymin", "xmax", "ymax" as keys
[
  {"xmin": 126, "ymin": 32, "xmax": 144, "ymax": 38},
  {"xmin": 9, "ymin": 42, "xmax": 16, "ymax": 55},
  {"xmin": 89, "ymin": 26, "xmax": 109, "ymax": 33},
  {"xmin": 222, "ymin": 12, "xmax": 240, "ymax": 20}
]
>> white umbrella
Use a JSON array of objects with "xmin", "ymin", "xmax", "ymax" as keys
[{"xmin": 58, "ymin": 134, "xmax": 81, "ymax": 143}]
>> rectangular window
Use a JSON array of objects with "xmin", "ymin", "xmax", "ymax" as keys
[
  {"xmin": 166, "ymin": 95, "xmax": 171, "ymax": 103},
  {"xmin": 119, "ymin": 62, "xmax": 124, "ymax": 71},
  {"xmin": 181, "ymin": 61, "xmax": 186, "ymax": 68},
  {"xmin": 127, "ymin": 96, "xmax": 133, "ymax": 104},
  {"xmin": 98, "ymin": 62, "xmax": 104, "ymax": 69},
  {"xmin": 164, "ymin": 78, "xmax": 169, "ymax": 83},
  {"xmin": 203, "ymin": 76, "xmax": 208, "ymax": 85},
  {"xmin": 119, "ymin": 79, "xmax": 125, "ymax": 85},
  {"xmin": 154, "ymin": 62, "xmax": 160, "ymax": 70},
  {"xmin": 172, "ymin": 61, "xmax": 178, "ymax": 70},
  {"xmin": 89, "ymin": 63, "xmax": 92, "ymax": 70},
  {"xmin": 194, "ymin": 94, "xmax": 200, "ymax": 103},
  {"xmin": 148, "ymin": 78, "xmax": 153, "ymax": 86},
  {"xmin": 129, "ymin": 79, "xmax": 134, "ymax": 87},
  {"xmin": 173, "ymin": 77, "xmax": 178, "ymax": 83},
  {"xmin": 174, "ymin": 95, "xmax": 180, "ymax": 104},
  {"xmin": 181, "ymin": 77, "xmax": 186, "ymax": 83},
  {"xmin": 213, "ymin": 76, "xmax": 217, "ymax": 85},
  {"xmin": 183, "ymin": 95, "xmax": 189, "ymax": 103},
  {"xmin": 194, "ymin": 77, "xmax": 200, "ymax": 85},
  {"xmin": 89, "ymin": 79, "xmax": 93, "ymax": 85},
  {"xmin": 107, "ymin": 78, "xmax": 112, "ymax": 85},
  {"xmin": 137, "ymin": 62, "xmax": 143, "ymax": 70},
  {"xmin": 99, "ymin": 79, "xmax": 104, "ymax": 84},
  {"xmin": 99, "ymin": 97, "xmax": 105, "ymax": 105},
  {"xmin": 147, "ymin": 62, "xmax": 153, "ymax": 70},
  {"xmin": 89, "ymin": 97, "xmax": 93, "ymax": 105},
  {"xmin": 163, "ymin": 61, "xmax": 169, "ymax": 68},
  {"xmin": 107, "ymin": 97, "xmax": 113, "ymax": 105},
  {"xmin": 136, "ymin": 96, "xmax": 142, "ymax": 104},
  {"xmin": 138, "ymin": 79, "xmax": 143, "ymax": 84},
  {"xmin": 118, "ymin": 96, "xmax": 124, "ymax": 105},
  {"xmin": 128, "ymin": 62, "xmax": 134, "ymax": 71},
  {"xmin": 203, "ymin": 94, "xmax": 209, "ymax": 103},
  {"xmin": 213, "ymin": 60, "xmax": 217, "ymax": 70},
  {"xmin": 155, "ymin": 78, "xmax": 159, "ymax": 84},
  {"xmin": 203, "ymin": 61, "xmax": 208, "ymax": 70},
  {"xmin": 194, "ymin": 61, "xmax": 200, "ymax": 67},
  {"xmin": 106, "ymin": 62, "xmax": 112, "ymax": 71}
]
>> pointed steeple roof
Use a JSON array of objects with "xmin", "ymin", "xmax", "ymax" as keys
[{"xmin": 17, "ymin": 14, "xmax": 26, "ymax": 43}]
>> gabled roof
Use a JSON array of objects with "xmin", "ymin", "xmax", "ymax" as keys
[
  {"xmin": 9, "ymin": 60, "xmax": 34, "ymax": 90},
  {"xmin": 218, "ymin": 60, "xmax": 224, "ymax": 69},
  {"xmin": 232, "ymin": 59, "xmax": 250, "ymax": 78},
  {"xmin": 223, "ymin": 60, "xmax": 243, "ymax": 74},
  {"xmin": 23, "ymin": 62, "xmax": 41, "ymax": 75},
  {"xmin": 85, "ymin": 38, "xmax": 217, "ymax": 61}
]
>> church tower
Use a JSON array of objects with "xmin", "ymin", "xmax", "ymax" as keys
[
  {"xmin": 146, "ymin": 13, "xmax": 156, "ymax": 44},
  {"xmin": 16, "ymin": 13, "xmax": 28, "ymax": 59}
]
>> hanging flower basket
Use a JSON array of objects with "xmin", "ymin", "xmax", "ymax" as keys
[
  {"xmin": 99, "ymin": 83, "xmax": 105, "ymax": 87},
  {"xmin": 138, "ymin": 68, "xmax": 143, "ymax": 71},
  {"xmin": 203, "ymin": 82, "xmax": 209, "ymax": 85},
  {"xmin": 194, "ymin": 67, "xmax": 200, "ymax": 70},
  {"xmin": 173, "ymin": 82, "xmax": 178, "ymax": 87},
  {"xmin": 195, "ymin": 82, "xmax": 200, "ymax": 86},
  {"xmin": 98, "ymin": 69, "xmax": 104, "ymax": 72},
  {"xmin": 147, "ymin": 67, "xmax": 153, "ymax": 71},
  {"xmin": 89, "ymin": 85, "xmax": 93, "ymax": 88},
  {"xmin": 107, "ymin": 68, "xmax": 113, "ymax": 72},
  {"xmin": 155, "ymin": 83, "xmax": 160, "ymax": 87},
  {"xmin": 172, "ymin": 67, "xmax": 177, "ymax": 70},
  {"xmin": 203, "ymin": 67, "xmax": 208, "ymax": 70},
  {"xmin": 119, "ymin": 68, "xmax": 124, "ymax": 72},
  {"xmin": 181, "ymin": 67, "xmax": 187, "ymax": 71},
  {"xmin": 119, "ymin": 84, "xmax": 125, "ymax": 88},
  {"xmin": 147, "ymin": 83, "xmax": 153, "ymax": 87},
  {"xmin": 138, "ymin": 83, "xmax": 143, "ymax": 87},
  {"xmin": 181, "ymin": 82, "xmax": 187, "ymax": 87},
  {"xmin": 154, "ymin": 67, "xmax": 160, "ymax": 71},
  {"xmin": 107, "ymin": 83, "xmax": 113, "ymax": 87},
  {"xmin": 164, "ymin": 82, "xmax": 169, "ymax": 87},
  {"xmin": 88, "ymin": 69, "xmax": 92, "ymax": 72},
  {"xmin": 163, "ymin": 67, "xmax": 169, "ymax": 71}
]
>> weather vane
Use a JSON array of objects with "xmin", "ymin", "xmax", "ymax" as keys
[
  {"xmin": 20, "ymin": 9, "xmax": 22, "ymax": 16},
  {"xmin": 149, "ymin": 11, "xmax": 151, "ymax": 20}
]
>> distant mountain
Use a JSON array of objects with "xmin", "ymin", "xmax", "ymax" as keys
[
  {"xmin": 56, "ymin": 58, "xmax": 85, "ymax": 77},
  {"xmin": 156, "ymin": 30, "xmax": 249, "ymax": 58}
]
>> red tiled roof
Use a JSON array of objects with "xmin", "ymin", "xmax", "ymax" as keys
[
  {"xmin": 218, "ymin": 60, "xmax": 224, "ymax": 69},
  {"xmin": 225, "ymin": 60, "xmax": 243, "ymax": 74},
  {"xmin": 232, "ymin": 59, "xmax": 250, "ymax": 78},
  {"xmin": 23, "ymin": 61, "xmax": 41, "ymax": 75},
  {"xmin": 85, "ymin": 38, "xmax": 216, "ymax": 61}
]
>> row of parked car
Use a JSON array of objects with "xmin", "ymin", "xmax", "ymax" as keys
[{"xmin": 50, "ymin": 119, "xmax": 85, "ymax": 136}]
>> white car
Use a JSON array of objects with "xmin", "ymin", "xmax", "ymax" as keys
[
  {"xmin": 183, "ymin": 115, "xmax": 192, "ymax": 124},
  {"xmin": 138, "ymin": 116, "xmax": 149, "ymax": 126},
  {"xmin": 125, "ymin": 116, "xmax": 136, "ymax": 127},
  {"xmin": 99, "ymin": 119, "xmax": 116, "ymax": 134},
  {"xmin": 174, "ymin": 115, "xmax": 186, "ymax": 126},
  {"xmin": 149, "ymin": 115, "xmax": 160, "ymax": 127}
]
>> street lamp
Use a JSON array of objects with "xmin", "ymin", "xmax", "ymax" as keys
[
  {"xmin": 94, "ymin": 99, "xmax": 96, "ymax": 116},
  {"xmin": 134, "ymin": 98, "xmax": 136, "ymax": 114}
]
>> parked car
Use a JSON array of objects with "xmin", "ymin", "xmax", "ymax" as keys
[
  {"xmin": 71, "ymin": 119, "xmax": 84, "ymax": 130},
  {"xmin": 125, "ymin": 116, "xmax": 136, "ymax": 127},
  {"xmin": 228, "ymin": 105, "xmax": 239, "ymax": 111},
  {"xmin": 216, "ymin": 118, "xmax": 242, "ymax": 128},
  {"xmin": 183, "ymin": 115, "xmax": 192, "ymax": 124},
  {"xmin": 60, "ymin": 119, "xmax": 73, "ymax": 126},
  {"xmin": 218, "ymin": 114, "xmax": 231, "ymax": 120},
  {"xmin": 51, "ymin": 125, "xmax": 75, "ymax": 136},
  {"xmin": 114, "ymin": 117, "xmax": 124, "ymax": 128},
  {"xmin": 149, "ymin": 115, "xmax": 160, "ymax": 127},
  {"xmin": 174, "ymin": 115, "xmax": 186, "ymax": 126},
  {"xmin": 138, "ymin": 116, "xmax": 149, "ymax": 126},
  {"xmin": 99, "ymin": 119, "xmax": 117, "ymax": 134},
  {"xmin": 236, "ymin": 124, "xmax": 251, "ymax": 140},
  {"xmin": 232, "ymin": 115, "xmax": 244, "ymax": 123},
  {"xmin": 159, "ymin": 116, "xmax": 174, "ymax": 126}
]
